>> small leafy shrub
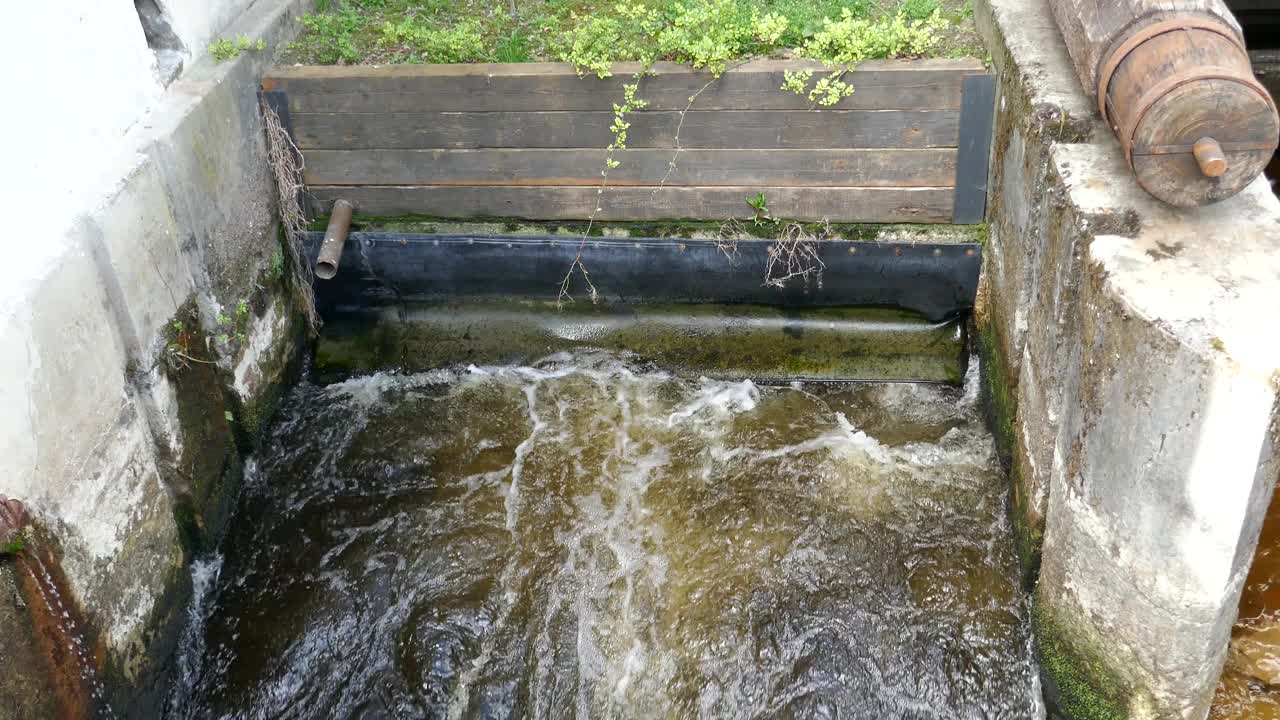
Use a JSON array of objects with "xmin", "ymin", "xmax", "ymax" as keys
[
  {"xmin": 657, "ymin": 0, "xmax": 789, "ymax": 76},
  {"xmin": 783, "ymin": 9, "xmax": 947, "ymax": 104},
  {"xmin": 209, "ymin": 34, "xmax": 266, "ymax": 62},
  {"xmin": 899, "ymin": 0, "xmax": 941, "ymax": 20},
  {"xmin": 292, "ymin": 9, "xmax": 364, "ymax": 64},
  {"xmin": 546, "ymin": 3, "xmax": 662, "ymax": 77},
  {"xmin": 380, "ymin": 17, "xmax": 487, "ymax": 63},
  {"xmin": 763, "ymin": 0, "xmax": 870, "ymax": 45}
]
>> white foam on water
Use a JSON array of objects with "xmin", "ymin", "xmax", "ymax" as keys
[
  {"xmin": 666, "ymin": 378, "xmax": 760, "ymax": 427},
  {"xmin": 166, "ymin": 553, "xmax": 224, "ymax": 717}
]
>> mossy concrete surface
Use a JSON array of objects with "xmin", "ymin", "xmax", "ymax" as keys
[
  {"xmin": 336, "ymin": 216, "xmax": 989, "ymax": 245},
  {"xmin": 1033, "ymin": 598, "xmax": 1132, "ymax": 720},
  {"xmin": 975, "ymin": 0, "xmax": 1280, "ymax": 717},
  {"xmin": 315, "ymin": 301, "xmax": 968, "ymax": 384}
]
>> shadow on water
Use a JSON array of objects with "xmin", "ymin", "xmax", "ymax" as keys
[{"xmin": 165, "ymin": 351, "xmax": 1038, "ymax": 719}]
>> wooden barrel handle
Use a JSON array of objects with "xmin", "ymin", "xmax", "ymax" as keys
[{"xmin": 1193, "ymin": 137, "xmax": 1227, "ymax": 177}]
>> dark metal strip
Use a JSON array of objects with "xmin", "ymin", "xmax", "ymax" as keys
[
  {"xmin": 304, "ymin": 232, "xmax": 983, "ymax": 323},
  {"xmin": 258, "ymin": 89, "xmax": 297, "ymax": 147},
  {"xmin": 953, "ymin": 74, "xmax": 996, "ymax": 225}
]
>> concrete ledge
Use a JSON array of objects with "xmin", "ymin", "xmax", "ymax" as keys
[{"xmin": 976, "ymin": 0, "xmax": 1280, "ymax": 717}]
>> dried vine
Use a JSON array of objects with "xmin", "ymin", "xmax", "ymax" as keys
[{"xmin": 262, "ymin": 102, "xmax": 322, "ymax": 334}]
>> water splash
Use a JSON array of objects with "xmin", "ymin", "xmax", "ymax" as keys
[{"xmin": 168, "ymin": 352, "xmax": 1038, "ymax": 718}]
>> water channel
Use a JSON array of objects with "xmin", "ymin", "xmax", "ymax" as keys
[{"xmin": 165, "ymin": 349, "xmax": 1039, "ymax": 719}]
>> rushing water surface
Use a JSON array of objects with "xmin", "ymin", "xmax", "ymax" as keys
[
  {"xmin": 167, "ymin": 351, "xmax": 1038, "ymax": 719},
  {"xmin": 1212, "ymin": 476, "xmax": 1280, "ymax": 719}
]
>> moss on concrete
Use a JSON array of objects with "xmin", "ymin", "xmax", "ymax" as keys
[
  {"xmin": 313, "ymin": 215, "xmax": 987, "ymax": 245},
  {"xmin": 1034, "ymin": 599, "xmax": 1130, "ymax": 720},
  {"xmin": 160, "ymin": 299, "xmax": 239, "ymax": 556},
  {"xmin": 975, "ymin": 316, "xmax": 1043, "ymax": 586},
  {"xmin": 314, "ymin": 301, "xmax": 968, "ymax": 384}
]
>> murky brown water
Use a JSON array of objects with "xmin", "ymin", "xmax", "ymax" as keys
[
  {"xmin": 166, "ymin": 351, "xmax": 1037, "ymax": 719},
  {"xmin": 1212, "ymin": 478, "xmax": 1280, "ymax": 719}
]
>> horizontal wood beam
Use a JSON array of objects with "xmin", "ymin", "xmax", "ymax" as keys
[
  {"xmin": 264, "ymin": 58, "xmax": 983, "ymax": 113},
  {"xmin": 308, "ymin": 185, "xmax": 956, "ymax": 223},
  {"xmin": 290, "ymin": 109, "xmax": 962, "ymax": 150},
  {"xmin": 303, "ymin": 148, "xmax": 957, "ymax": 187}
]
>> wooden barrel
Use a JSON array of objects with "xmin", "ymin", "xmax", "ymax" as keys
[{"xmin": 1050, "ymin": 0, "xmax": 1279, "ymax": 207}]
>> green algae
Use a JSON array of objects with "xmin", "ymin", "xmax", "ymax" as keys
[
  {"xmin": 313, "ymin": 301, "xmax": 967, "ymax": 384},
  {"xmin": 309, "ymin": 215, "xmax": 987, "ymax": 245},
  {"xmin": 1034, "ymin": 599, "xmax": 1130, "ymax": 720},
  {"xmin": 976, "ymin": 318, "xmax": 1042, "ymax": 586}
]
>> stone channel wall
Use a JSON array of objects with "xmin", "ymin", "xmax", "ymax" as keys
[
  {"xmin": 1, "ymin": 0, "xmax": 313, "ymax": 715},
  {"xmin": 974, "ymin": 0, "xmax": 1280, "ymax": 718}
]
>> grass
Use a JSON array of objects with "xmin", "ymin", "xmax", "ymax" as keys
[{"xmin": 284, "ymin": 0, "xmax": 983, "ymax": 66}]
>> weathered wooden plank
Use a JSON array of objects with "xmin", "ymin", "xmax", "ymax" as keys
[
  {"xmin": 308, "ymin": 185, "xmax": 956, "ymax": 223},
  {"xmin": 302, "ymin": 148, "xmax": 957, "ymax": 187},
  {"xmin": 290, "ymin": 109, "xmax": 962, "ymax": 150},
  {"xmin": 292, "ymin": 109, "xmax": 963, "ymax": 152},
  {"xmin": 264, "ymin": 59, "xmax": 984, "ymax": 113}
]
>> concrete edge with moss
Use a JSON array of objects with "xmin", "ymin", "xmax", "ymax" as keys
[{"xmin": 974, "ymin": 0, "xmax": 1280, "ymax": 718}]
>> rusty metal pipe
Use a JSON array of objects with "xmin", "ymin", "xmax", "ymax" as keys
[{"xmin": 316, "ymin": 200, "xmax": 354, "ymax": 280}]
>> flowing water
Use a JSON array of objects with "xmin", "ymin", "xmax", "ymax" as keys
[
  {"xmin": 166, "ymin": 351, "xmax": 1038, "ymax": 719},
  {"xmin": 1212, "ymin": 476, "xmax": 1280, "ymax": 718}
]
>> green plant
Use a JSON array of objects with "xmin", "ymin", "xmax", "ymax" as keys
[
  {"xmin": 495, "ymin": 30, "xmax": 532, "ymax": 63},
  {"xmin": 656, "ymin": 0, "xmax": 789, "ymax": 76},
  {"xmin": 380, "ymin": 17, "xmax": 487, "ymax": 63},
  {"xmin": 783, "ymin": 8, "xmax": 947, "ymax": 105},
  {"xmin": 606, "ymin": 82, "xmax": 648, "ymax": 167},
  {"xmin": 547, "ymin": 2, "xmax": 661, "ymax": 77},
  {"xmin": 747, "ymin": 192, "xmax": 771, "ymax": 224},
  {"xmin": 292, "ymin": 9, "xmax": 365, "ymax": 64},
  {"xmin": 899, "ymin": 0, "xmax": 941, "ymax": 20},
  {"xmin": 209, "ymin": 34, "xmax": 266, "ymax": 62},
  {"xmin": 269, "ymin": 247, "xmax": 285, "ymax": 282},
  {"xmin": 0, "ymin": 536, "xmax": 25, "ymax": 556}
]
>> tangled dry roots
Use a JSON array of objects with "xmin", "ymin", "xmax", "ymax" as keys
[
  {"xmin": 262, "ymin": 101, "xmax": 322, "ymax": 334},
  {"xmin": 763, "ymin": 221, "xmax": 827, "ymax": 288}
]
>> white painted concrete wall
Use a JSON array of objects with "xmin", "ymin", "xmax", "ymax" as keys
[
  {"xmin": 0, "ymin": 0, "xmax": 311, "ymax": 691},
  {"xmin": 164, "ymin": 0, "xmax": 263, "ymax": 64},
  {"xmin": 6, "ymin": 0, "xmax": 261, "ymax": 318}
]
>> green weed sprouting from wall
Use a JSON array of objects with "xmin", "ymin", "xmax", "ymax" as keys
[{"xmin": 209, "ymin": 35, "xmax": 266, "ymax": 62}]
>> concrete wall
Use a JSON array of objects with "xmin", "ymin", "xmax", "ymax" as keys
[
  {"xmin": 975, "ymin": 1, "xmax": 1280, "ymax": 718},
  {"xmin": 1, "ymin": 0, "xmax": 313, "ymax": 714}
]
